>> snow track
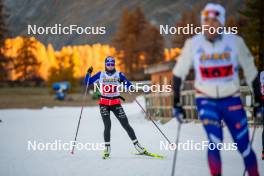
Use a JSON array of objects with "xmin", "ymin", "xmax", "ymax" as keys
[{"xmin": 0, "ymin": 97, "xmax": 263, "ymax": 176}]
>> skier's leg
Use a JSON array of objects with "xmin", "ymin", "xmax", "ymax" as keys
[
  {"xmin": 99, "ymin": 105, "xmax": 111, "ymax": 154},
  {"xmin": 196, "ymin": 98, "xmax": 223, "ymax": 176},
  {"xmin": 111, "ymin": 104, "xmax": 145, "ymax": 153},
  {"xmin": 222, "ymin": 97, "xmax": 259, "ymax": 176},
  {"xmin": 111, "ymin": 104, "xmax": 137, "ymax": 140}
]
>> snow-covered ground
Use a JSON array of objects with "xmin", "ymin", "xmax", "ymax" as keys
[{"xmin": 0, "ymin": 96, "xmax": 263, "ymax": 176}]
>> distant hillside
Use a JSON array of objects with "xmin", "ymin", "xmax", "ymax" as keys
[{"xmin": 5, "ymin": 0, "xmax": 244, "ymax": 49}]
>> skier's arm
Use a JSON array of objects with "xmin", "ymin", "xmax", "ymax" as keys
[
  {"xmin": 85, "ymin": 71, "xmax": 101, "ymax": 85},
  {"xmin": 119, "ymin": 72, "xmax": 133, "ymax": 88},
  {"xmin": 236, "ymin": 37, "xmax": 262, "ymax": 103},
  {"xmin": 172, "ymin": 38, "xmax": 193, "ymax": 106}
]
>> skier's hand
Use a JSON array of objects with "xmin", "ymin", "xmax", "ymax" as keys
[
  {"xmin": 253, "ymin": 100, "xmax": 264, "ymax": 119},
  {"xmin": 173, "ymin": 105, "xmax": 185, "ymax": 123},
  {"xmin": 87, "ymin": 66, "xmax": 93, "ymax": 74}
]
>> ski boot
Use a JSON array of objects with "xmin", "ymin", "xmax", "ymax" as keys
[
  {"xmin": 102, "ymin": 150, "xmax": 110, "ymax": 159},
  {"xmin": 133, "ymin": 140, "xmax": 148, "ymax": 154},
  {"xmin": 102, "ymin": 144, "xmax": 110, "ymax": 159},
  {"xmin": 262, "ymin": 150, "xmax": 264, "ymax": 160},
  {"xmin": 133, "ymin": 140, "xmax": 164, "ymax": 158}
]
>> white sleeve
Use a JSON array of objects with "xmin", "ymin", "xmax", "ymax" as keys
[
  {"xmin": 172, "ymin": 38, "xmax": 193, "ymax": 80},
  {"xmin": 236, "ymin": 36, "xmax": 258, "ymax": 87}
]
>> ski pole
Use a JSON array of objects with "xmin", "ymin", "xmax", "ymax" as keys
[
  {"xmin": 128, "ymin": 91, "xmax": 173, "ymax": 144},
  {"xmin": 243, "ymin": 71, "xmax": 264, "ymax": 175},
  {"xmin": 71, "ymin": 74, "xmax": 90, "ymax": 154},
  {"xmin": 171, "ymin": 122, "xmax": 182, "ymax": 176},
  {"xmin": 242, "ymin": 114, "xmax": 257, "ymax": 176}
]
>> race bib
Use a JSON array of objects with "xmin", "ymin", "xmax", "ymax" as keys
[
  {"xmin": 200, "ymin": 64, "xmax": 234, "ymax": 79},
  {"xmin": 102, "ymin": 84, "xmax": 117, "ymax": 94}
]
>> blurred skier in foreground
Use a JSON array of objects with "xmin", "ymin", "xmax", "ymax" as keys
[{"xmin": 172, "ymin": 3, "xmax": 263, "ymax": 176}]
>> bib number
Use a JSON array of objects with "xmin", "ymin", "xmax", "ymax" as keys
[
  {"xmin": 200, "ymin": 64, "xmax": 233, "ymax": 79},
  {"xmin": 102, "ymin": 84, "xmax": 117, "ymax": 94}
]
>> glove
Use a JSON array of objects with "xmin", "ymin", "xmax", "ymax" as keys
[
  {"xmin": 84, "ymin": 67, "xmax": 92, "ymax": 85},
  {"xmin": 173, "ymin": 104, "xmax": 185, "ymax": 123},
  {"xmin": 253, "ymin": 102, "xmax": 264, "ymax": 119},
  {"xmin": 87, "ymin": 66, "xmax": 93, "ymax": 74}
]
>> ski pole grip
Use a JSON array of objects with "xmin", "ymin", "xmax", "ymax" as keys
[{"xmin": 87, "ymin": 66, "xmax": 93, "ymax": 74}]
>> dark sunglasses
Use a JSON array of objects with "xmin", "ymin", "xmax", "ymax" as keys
[{"xmin": 106, "ymin": 63, "xmax": 115, "ymax": 67}]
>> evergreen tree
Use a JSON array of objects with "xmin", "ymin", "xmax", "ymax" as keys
[
  {"xmin": 112, "ymin": 7, "xmax": 164, "ymax": 79},
  {"xmin": 140, "ymin": 25, "xmax": 164, "ymax": 66},
  {"xmin": 112, "ymin": 7, "xmax": 146, "ymax": 77},
  {"xmin": 240, "ymin": 0, "xmax": 264, "ymax": 70},
  {"xmin": 13, "ymin": 37, "xmax": 40, "ymax": 81},
  {"xmin": 47, "ymin": 53, "xmax": 78, "ymax": 88},
  {"xmin": 173, "ymin": 9, "xmax": 199, "ymax": 48},
  {"xmin": 0, "ymin": 0, "xmax": 9, "ymax": 81}
]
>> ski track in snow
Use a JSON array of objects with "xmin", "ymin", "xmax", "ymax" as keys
[{"xmin": 0, "ymin": 96, "xmax": 263, "ymax": 176}]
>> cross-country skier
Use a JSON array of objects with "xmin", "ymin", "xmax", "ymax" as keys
[
  {"xmin": 85, "ymin": 56, "xmax": 147, "ymax": 159},
  {"xmin": 172, "ymin": 3, "xmax": 263, "ymax": 176}
]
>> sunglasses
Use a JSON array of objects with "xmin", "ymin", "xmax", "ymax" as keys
[
  {"xmin": 106, "ymin": 62, "xmax": 115, "ymax": 67},
  {"xmin": 202, "ymin": 10, "xmax": 220, "ymax": 17}
]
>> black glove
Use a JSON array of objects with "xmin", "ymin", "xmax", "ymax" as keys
[
  {"xmin": 173, "ymin": 104, "xmax": 186, "ymax": 123},
  {"xmin": 87, "ymin": 66, "xmax": 93, "ymax": 74},
  {"xmin": 173, "ymin": 76, "xmax": 185, "ymax": 123},
  {"xmin": 253, "ymin": 97, "xmax": 264, "ymax": 119},
  {"xmin": 252, "ymin": 72, "xmax": 264, "ymax": 119}
]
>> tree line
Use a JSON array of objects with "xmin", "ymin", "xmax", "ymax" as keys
[
  {"xmin": 2, "ymin": 36, "xmax": 117, "ymax": 87},
  {"xmin": 0, "ymin": 0, "xmax": 263, "ymax": 87}
]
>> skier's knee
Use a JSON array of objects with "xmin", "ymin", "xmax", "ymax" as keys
[
  {"xmin": 206, "ymin": 133, "xmax": 223, "ymax": 150},
  {"xmin": 237, "ymin": 143, "xmax": 253, "ymax": 159},
  {"xmin": 104, "ymin": 123, "xmax": 111, "ymax": 132},
  {"xmin": 122, "ymin": 123, "xmax": 132, "ymax": 131}
]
